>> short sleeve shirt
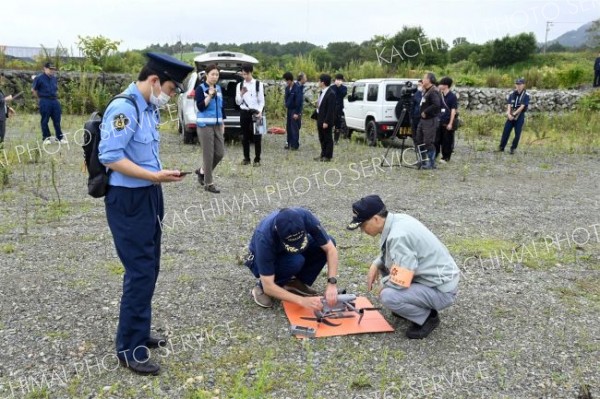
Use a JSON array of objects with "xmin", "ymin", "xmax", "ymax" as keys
[{"xmin": 249, "ymin": 208, "xmax": 330, "ymax": 276}]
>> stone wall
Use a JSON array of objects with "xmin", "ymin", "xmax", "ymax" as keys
[
  {"xmin": 262, "ymin": 81, "xmax": 586, "ymax": 113},
  {"xmin": 0, "ymin": 69, "xmax": 586, "ymax": 113}
]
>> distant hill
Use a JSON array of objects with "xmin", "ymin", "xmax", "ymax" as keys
[{"xmin": 549, "ymin": 21, "xmax": 594, "ymax": 48}]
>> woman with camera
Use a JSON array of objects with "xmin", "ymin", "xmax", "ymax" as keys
[{"xmin": 195, "ymin": 64, "xmax": 225, "ymax": 193}]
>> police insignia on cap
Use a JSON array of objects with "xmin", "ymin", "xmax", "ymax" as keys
[
  {"xmin": 113, "ymin": 114, "xmax": 129, "ymax": 131},
  {"xmin": 283, "ymin": 231, "xmax": 308, "ymax": 253}
]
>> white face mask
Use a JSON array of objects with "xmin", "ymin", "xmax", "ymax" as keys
[{"xmin": 150, "ymin": 81, "xmax": 170, "ymax": 107}]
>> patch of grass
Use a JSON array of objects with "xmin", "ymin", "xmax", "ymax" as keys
[
  {"xmin": 349, "ymin": 374, "xmax": 372, "ymax": 389},
  {"xmin": 1, "ymin": 243, "xmax": 16, "ymax": 254},
  {"xmin": 461, "ymin": 111, "xmax": 600, "ymax": 154},
  {"xmin": 554, "ymin": 277, "xmax": 600, "ymax": 310},
  {"xmin": 34, "ymin": 200, "xmax": 70, "ymax": 223},
  {"xmin": 446, "ymin": 237, "xmax": 516, "ymax": 259},
  {"xmin": 24, "ymin": 388, "xmax": 50, "ymax": 399},
  {"xmin": 105, "ymin": 260, "xmax": 124, "ymax": 276},
  {"xmin": 45, "ymin": 331, "xmax": 69, "ymax": 340}
]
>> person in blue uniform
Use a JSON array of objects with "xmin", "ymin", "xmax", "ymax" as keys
[
  {"xmin": 283, "ymin": 71, "xmax": 303, "ymax": 150},
  {"xmin": 98, "ymin": 52, "xmax": 193, "ymax": 376},
  {"xmin": 498, "ymin": 78, "xmax": 530, "ymax": 155},
  {"xmin": 31, "ymin": 62, "xmax": 64, "ymax": 143},
  {"xmin": 331, "ymin": 74, "xmax": 347, "ymax": 144},
  {"xmin": 245, "ymin": 208, "xmax": 339, "ymax": 309}
]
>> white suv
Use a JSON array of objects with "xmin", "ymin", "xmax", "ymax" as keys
[
  {"xmin": 344, "ymin": 78, "xmax": 418, "ymax": 146},
  {"xmin": 177, "ymin": 51, "xmax": 259, "ymax": 144}
]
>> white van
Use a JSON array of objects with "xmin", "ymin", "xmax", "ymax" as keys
[{"xmin": 344, "ymin": 78, "xmax": 418, "ymax": 146}]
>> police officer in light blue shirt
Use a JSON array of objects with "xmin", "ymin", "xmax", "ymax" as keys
[
  {"xmin": 98, "ymin": 52, "xmax": 193, "ymax": 376},
  {"xmin": 31, "ymin": 62, "xmax": 64, "ymax": 143}
]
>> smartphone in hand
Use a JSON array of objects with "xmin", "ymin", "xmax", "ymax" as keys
[{"xmin": 178, "ymin": 171, "xmax": 192, "ymax": 177}]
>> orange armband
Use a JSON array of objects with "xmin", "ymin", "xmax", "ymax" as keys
[{"xmin": 389, "ymin": 265, "xmax": 414, "ymax": 288}]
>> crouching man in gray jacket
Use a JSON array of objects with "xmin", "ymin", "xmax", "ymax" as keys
[{"xmin": 347, "ymin": 195, "xmax": 460, "ymax": 339}]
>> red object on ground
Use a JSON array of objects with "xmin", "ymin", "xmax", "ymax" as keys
[{"xmin": 268, "ymin": 127, "xmax": 286, "ymax": 135}]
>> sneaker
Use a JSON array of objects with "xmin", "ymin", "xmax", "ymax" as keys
[
  {"xmin": 439, "ymin": 159, "xmax": 447, "ymax": 164},
  {"xmin": 509, "ymin": 148, "xmax": 515, "ymax": 155},
  {"xmin": 252, "ymin": 284, "xmax": 273, "ymax": 308},
  {"xmin": 320, "ymin": 157, "xmax": 331, "ymax": 162},
  {"xmin": 496, "ymin": 147, "xmax": 504, "ymax": 153},
  {"xmin": 406, "ymin": 309, "xmax": 440, "ymax": 339},
  {"xmin": 253, "ymin": 161, "xmax": 261, "ymax": 167},
  {"xmin": 283, "ymin": 279, "xmax": 318, "ymax": 296},
  {"xmin": 313, "ymin": 156, "xmax": 323, "ymax": 162},
  {"xmin": 43, "ymin": 137, "xmax": 53, "ymax": 144},
  {"xmin": 58, "ymin": 138, "xmax": 68, "ymax": 144},
  {"xmin": 241, "ymin": 159, "xmax": 251, "ymax": 165},
  {"xmin": 284, "ymin": 144, "xmax": 290, "ymax": 150}
]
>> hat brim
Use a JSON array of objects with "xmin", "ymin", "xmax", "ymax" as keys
[{"xmin": 347, "ymin": 218, "xmax": 364, "ymax": 231}]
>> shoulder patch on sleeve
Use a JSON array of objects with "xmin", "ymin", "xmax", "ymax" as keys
[{"xmin": 112, "ymin": 113, "xmax": 130, "ymax": 131}]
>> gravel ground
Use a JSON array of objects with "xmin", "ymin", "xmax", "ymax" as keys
[{"xmin": 0, "ymin": 116, "xmax": 598, "ymax": 399}]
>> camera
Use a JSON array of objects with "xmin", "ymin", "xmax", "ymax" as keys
[
  {"xmin": 394, "ymin": 82, "xmax": 418, "ymax": 129},
  {"xmin": 400, "ymin": 81, "xmax": 418, "ymax": 97}
]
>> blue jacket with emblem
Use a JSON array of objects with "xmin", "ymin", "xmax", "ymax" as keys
[{"xmin": 195, "ymin": 83, "xmax": 224, "ymax": 127}]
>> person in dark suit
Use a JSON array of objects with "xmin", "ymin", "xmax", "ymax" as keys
[
  {"xmin": 594, "ymin": 53, "xmax": 600, "ymax": 87},
  {"xmin": 314, "ymin": 74, "xmax": 336, "ymax": 162}
]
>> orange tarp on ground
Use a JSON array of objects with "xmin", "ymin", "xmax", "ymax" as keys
[{"xmin": 283, "ymin": 296, "xmax": 394, "ymax": 338}]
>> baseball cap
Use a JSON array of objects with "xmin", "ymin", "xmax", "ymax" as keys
[
  {"xmin": 347, "ymin": 195, "xmax": 386, "ymax": 230},
  {"xmin": 515, "ymin": 78, "xmax": 525, "ymax": 84},
  {"xmin": 275, "ymin": 208, "xmax": 309, "ymax": 253},
  {"xmin": 145, "ymin": 52, "xmax": 194, "ymax": 92},
  {"xmin": 43, "ymin": 62, "xmax": 57, "ymax": 70}
]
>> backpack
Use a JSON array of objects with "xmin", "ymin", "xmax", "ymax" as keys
[{"xmin": 82, "ymin": 94, "xmax": 140, "ymax": 198}]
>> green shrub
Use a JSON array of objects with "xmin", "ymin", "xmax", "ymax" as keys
[
  {"xmin": 264, "ymin": 85, "xmax": 286, "ymax": 120},
  {"xmin": 557, "ymin": 65, "xmax": 586, "ymax": 88},
  {"xmin": 577, "ymin": 90, "xmax": 600, "ymax": 111}
]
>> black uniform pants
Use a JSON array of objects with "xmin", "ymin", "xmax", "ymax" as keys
[
  {"xmin": 241, "ymin": 110, "xmax": 261, "ymax": 163},
  {"xmin": 436, "ymin": 123, "xmax": 455, "ymax": 161},
  {"xmin": 318, "ymin": 122, "xmax": 334, "ymax": 159}
]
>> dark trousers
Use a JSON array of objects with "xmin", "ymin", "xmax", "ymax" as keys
[
  {"xmin": 106, "ymin": 185, "xmax": 164, "ymax": 362},
  {"xmin": 39, "ymin": 98, "xmax": 63, "ymax": 140},
  {"xmin": 0, "ymin": 120, "xmax": 5, "ymax": 143},
  {"xmin": 500, "ymin": 116, "xmax": 525, "ymax": 151},
  {"xmin": 317, "ymin": 123, "xmax": 334, "ymax": 159},
  {"xmin": 250, "ymin": 236, "xmax": 335, "ymax": 286},
  {"xmin": 286, "ymin": 112, "xmax": 301, "ymax": 149},
  {"xmin": 415, "ymin": 118, "xmax": 438, "ymax": 153},
  {"xmin": 241, "ymin": 110, "xmax": 261, "ymax": 163},
  {"xmin": 411, "ymin": 115, "xmax": 420, "ymax": 136},
  {"xmin": 334, "ymin": 108, "xmax": 344, "ymax": 142},
  {"xmin": 595, "ymin": 70, "xmax": 600, "ymax": 87},
  {"xmin": 436, "ymin": 123, "xmax": 455, "ymax": 161}
]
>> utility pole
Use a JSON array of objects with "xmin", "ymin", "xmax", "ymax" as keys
[{"xmin": 544, "ymin": 21, "xmax": 553, "ymax": 54}]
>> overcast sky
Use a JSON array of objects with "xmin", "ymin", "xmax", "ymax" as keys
[{"xmin": 2, "ymin": 0, "xmax": 599, "ymax": 52}]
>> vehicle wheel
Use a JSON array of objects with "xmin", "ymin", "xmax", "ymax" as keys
[
  {"xmin": 366, "ymin": 121, "xmax": 377, "ymax": 147},
  {"xmin": 183, "ymin": 127, "xmax": 198, "ymax": 145}
]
